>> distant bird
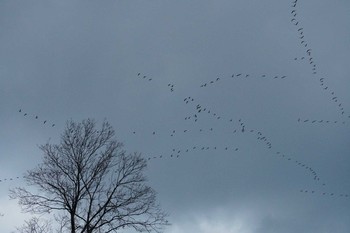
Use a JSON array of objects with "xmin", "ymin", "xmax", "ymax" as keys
[
  {"xmin": 35, "ymin": 116, "xmax": 38, "ymax": 119},
  {"xmin": 24, "ymin": 113, "xmax": 27, "ymax": 116},
  {"xmin": 152, "ymin": 132, "xmax": 155, "ymax": 135},
  {"xmin": 137, "ymin": 73, "xmax": 140, "ymax": 76},
  {"xmin": 52, "ymin": 124, "xmax": 55, "ymax": 127},
  {"xmin": 44, "ymin": 120, "xmax": 47, "ymax": 124},
  {"xmin": 19, "ymin": 109, "xmax": 21, "ymax": 112}
]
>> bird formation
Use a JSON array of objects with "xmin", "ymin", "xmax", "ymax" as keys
[
  {"xmin": 199, "ymin": 73, "xmax": 288, "ymax": 88},
  {"xmin": 275, "ymin": 151, "xmax": 323, "ymax": 184},
  {"xmin": 290, "ymin": 0, "xmax": 349, "ymax": 120},
  {"xmin": 0, "ymin": 176, "xmax": 22, "ymax": 182},
  {"xmin": 290, "ymin": 1, "xmax": 316, "ymax": 75},
  {"xmin": 137, "ymin": 72, "xmax": 152, "ymax": 81},
  {"xmin": 186, "ymin": 100, "xmax": 325, "ymax": 186},
  {"xmin": 297, "ymin": 118, "xmax": 346, "ymax": 125},
  {"xmin": 133, "ymin": 77, "xmax": 327, "ymax": 190},
  {"xmin": 300, "ymin": 189, "xmax": 350, "ymax": 199},
  {"xmin": 8, "ymin": 3, "xmax": 348, "ymax": 200},
  {"xmin": 168, "ymin": 83, "xmax": 175, "ymax": 92},
  {"xmin": 18, "ymin": 109, "xmax": 56, "ymax": 127},
  {"xmin": 132, "ymin": 127, "xmax": 221, "ymax": 137},
  {"xmin": 145, "ymin": 145, "xmax": 240, "ymax": 161}
]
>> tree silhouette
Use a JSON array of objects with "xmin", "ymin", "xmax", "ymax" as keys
[
  {"xmin": 12, "ymin": 217, "xmax": 54, "ymax": 233},
  {"xmin": 10, "ymin": 119, "xmax": 169, "ymax": 233}
]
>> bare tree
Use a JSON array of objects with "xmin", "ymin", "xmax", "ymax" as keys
[
  {"xmin": 12, "ymin": 217, "xmax": 53, "ymax": 233},
  {"xmin": 10, "ymin": 119, "xmax": 169, "ymax": 233}
]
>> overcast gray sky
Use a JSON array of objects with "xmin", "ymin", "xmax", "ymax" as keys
[{"xmin": 1, "ymin": 0, "xmax": 350, "ymax": 232}]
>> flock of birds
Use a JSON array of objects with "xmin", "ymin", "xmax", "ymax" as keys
[
  {"xmin": 290, "ymin": 0, "xmax": 349, "ymax": 121},
  {"xmin": 128, "ymin": 0, "xmax": 350, "ymax": 199},
  {"xmin": 130, "ymin": 78, "xmax": 350, "ymax": 198},
  {"xmin": 199, "ymin": 73, "xmax": 288, "ymax": 88},
  {"xmin": 1, "ymin": 0, "xmax": 349, "ymax": 204},
  {"xmin": 17, "ymin": 109, "xmax": 56, "ymax": 127}
]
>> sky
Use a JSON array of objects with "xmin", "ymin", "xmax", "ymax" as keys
[{"xmin": 0, "ymin": 0, "xmax": 349, "ymax": 232}]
